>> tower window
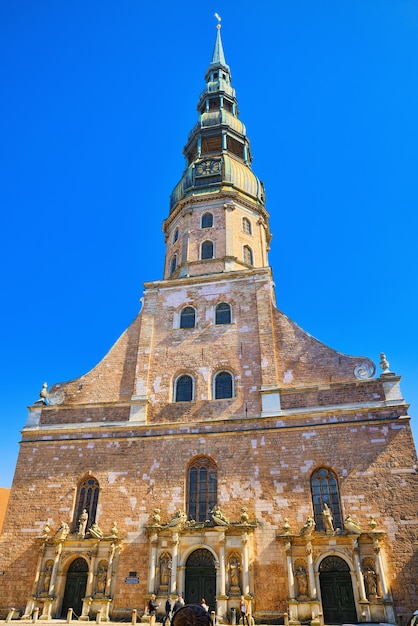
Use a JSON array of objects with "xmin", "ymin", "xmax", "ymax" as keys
[
  {"xmin": 173, "ymin": 228, "xmax": 179, "ymax": 243},
  {"xmin": 243, "ymin": 245, "xmax": 253, "ymax": 266},
  {"xmin": 201, "ymin": 212, "xmax": 214, "ymax": 228},
  {"xmin": 215, "ymin": 302, "xmax": 231, "ymax": 325},
  {"xmin": 74, "ymin": 477, "xmax": 99, "ymax": 532},
  {"xmin": 187, "ymin": 456, "xmax": 217, "ymax": 522},
  {"xmin": 214, "ymin": 371, "xmax": 234, "ymax": 399},
  {"xmin": 175, "ymin": 374, "xmax": 194, "ymax": 402},
  {"xmin": 201, "ymin": 240, "xmax": 214, "ymax": 260},
  {"xmin": 170, "ymin": 254, "xmax": 178, "ymax": 275},
  {"xmin": 242, "ymin": 217, "xmax": 252, "ymax": 235},
  {"xmin": 311, "ymin": 467, "xmax": 343, "ymax": 531},
  {"xmin": 180, "ymin": 306, "xmax": 196, "ymax": 329}
]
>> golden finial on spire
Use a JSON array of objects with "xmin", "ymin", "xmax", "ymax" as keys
[{"xmin": 214, "ymin": 13, "xmax": 222, "ymax": 29}]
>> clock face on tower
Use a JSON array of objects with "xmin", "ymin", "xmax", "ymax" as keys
[{"xmin": 196, "ymin": 159, "xmax": 221, "ymax": 176}]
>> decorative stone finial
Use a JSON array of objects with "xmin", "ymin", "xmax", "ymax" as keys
[
  {"xmin": 379, "ymin": 353, "xmax": 391, "ymax": 374},
  {"xmin": 368, "ymin": 515, "xmax": 378, "ymax": 532},
  {"xmin": 37, "ymin": 382, "xmax": 49, "ymax": 405}
]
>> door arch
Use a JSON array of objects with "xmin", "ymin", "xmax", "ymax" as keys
[
  {"xmin": 185, "ymin": 549, "xmax": 216, "ymax": 612},
  {"xmin": 61, "ymin": 557, "xmax": 88, "ymax": 618},
  {"xmin": 319, "ymin": 556, "xmax": 357, "ymax": 624}
]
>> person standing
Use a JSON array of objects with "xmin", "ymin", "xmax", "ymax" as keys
[
  {"xmin": 148, "ymin": 594, "xmax": 159, "ymax": 626},
  {"xmin": 173, "ymin": 593, "xmax": 185, "ymax": 613},
  {"xmin": 200, "ymin": 599, "xmax": 209, "ymax": 612},
  {"xmin": 240, "ymin": 595, "xmax": 250, "ymax": 626}
]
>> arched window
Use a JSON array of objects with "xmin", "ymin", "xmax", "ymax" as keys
[
  {"xmin": 170, "ymin": 254, "xmax": 177, "ymax": 275},
  {"xmin": 173, "ymin": 228, "xmax": 179, "ymax": 243},
  {"xmin": 243, "ymin": 245, "xmax": 253, "ymax": 266},
  {"xmin": 214, "ymin": 371, "xmax": 234, "ymax": 399},
  {"xmin": 215, "ymin": 302, "xmax": 231, "ymax": 325},
  {"xmin": 180, "ymin": 306, "xmax": 196, "ymax": 329},
  {"xmin": 311, "ymin": 467, "xmax": 342, "ymax": 531},
  {"xmin": 242, "ymin": 217, "xmax": 252, "ymax": 235},
  {"xmin": 74, "ymin": 476, "xmax": 99, "ymax": 531},
  {"xmin": 175, "ymin": 374, "xmax": 194, "ymax": 402},
  {"xmin": 201, "ymin": 240, "xmax": 214, "ymax": 260},
  {"xmin": 201, "ymin": 212, "xmax": 214, "ymax": 228},
  {"xmin": 187, "ymin": 456, "xmax": 217, "ymax": 522}
]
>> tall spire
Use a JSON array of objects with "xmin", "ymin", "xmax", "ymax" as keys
[{"xmin": 210, "ymin": 14, "xmax": 227, "ymax": 68}]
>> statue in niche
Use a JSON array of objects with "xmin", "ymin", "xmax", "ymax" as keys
[
  {"xmin": 363, "ymin": 566, "xmax": 378, "ymax": 598},
  {"xmin": 227, "ymin": 555, "xmax": 241, "ymax": 592},
  {"xmin": 322, "ymin": 503, "xmax": 334, "ymax": 533},
  {"xmin": 41, "ymin": 560, "xmax": 54, "ymax": 595},
  {"xmin": 78, "ymin": 509, "xmax": 88, "ymax": 537},
  {"xmin": 159, "ymin": 554, "xmax": 172, "ymax": 588},
  {"xmin": 294, "ymin": 564, "xmax": 309, "ymax": 599},
  {"xmin": 95, "ymin": 560, "xmax": 108, "ymax": 596}
]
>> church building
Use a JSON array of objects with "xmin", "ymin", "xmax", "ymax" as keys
[{"xmin": 1, "ymin": 22, "xmax": 417, "ymax": 625}]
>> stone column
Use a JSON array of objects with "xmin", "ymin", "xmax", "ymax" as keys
[
  {"xmin": 241, "ymin": 532, "xmax": 250, "ymax": 595},
  {"xmin": 86, "ymin": 545, "xmax": 99, "ymax": 598},
  {"xmin": 48, "ymin": 542, "xmax": 62, "ymax": 597},
  {"xmin": 373, "ymin": 538, "xmax": 390, "ymax": 599},
  {"xmin": 105, "ymin": 543, "xmax": 117, "ymax": 598},
  {"xmin": 305, "ymin": 542, "xmax": 316, "ymax": 599},
  {"xmin": 149, "ymin": 534, "xmax": 158, "ymax": 593},
  {"xmin": 170, "ymin": 533, "xmax": 179, "ymax": 594},
  {"xmin": 352, "ymin": 540, "xmax": 367, "ymax": 602},
  {"xmin": 219, "ymin": 532, "xmax": 226, "ymax": 596},
  {"xmin": 285, "ymin": 542, "xmax": 295, "ymax": 599}
]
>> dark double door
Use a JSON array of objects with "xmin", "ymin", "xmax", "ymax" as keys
[
  {"xmin": 61, "ymin": 558, "xmax": 88, "ymax": 617},
  {"xmin": 319, "ymin": 557, "xmax": 357, "ymax": 624},
  {"xmin": 185, "ymin": 549, "xmax": 216, "ymax": 613}
]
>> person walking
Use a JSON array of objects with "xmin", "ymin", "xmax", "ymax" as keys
[{"xmin": 163, "ymin": 596, "xmax": 174, "ymax": 626}]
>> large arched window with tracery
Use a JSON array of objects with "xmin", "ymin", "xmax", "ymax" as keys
[
  {"xmin": 74, "ymin": 476, "xmax": 99, "ymax": 531},
  {"xmin": 311, "ymin": 467, "xmax": 342, "ymax": 531},
  {"xmin": 187, "ymin": 456, "xmax": 217, "ymax": 522}
]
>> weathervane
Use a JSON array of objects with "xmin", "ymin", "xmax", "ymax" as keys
[{"xmin": 214, "ymin": 12, "xmax": 221, "ymax": 29}]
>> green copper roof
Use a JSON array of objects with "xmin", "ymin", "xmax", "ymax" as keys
[{"xmin": 169, "ymin": 22, "xmax": 266, "ymax": 214}]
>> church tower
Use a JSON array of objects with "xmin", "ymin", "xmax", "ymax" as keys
[{"xmin": 0, "ymin": 21, "xmax": 417, "ymax": 625}]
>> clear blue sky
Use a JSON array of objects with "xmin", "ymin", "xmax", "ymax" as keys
[{"xmin": 1, "ymin": 0, "xmax": 417, "ymax": 488}]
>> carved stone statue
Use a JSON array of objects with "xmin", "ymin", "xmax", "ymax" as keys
[
  {"xmin": 167, "ymin": 510, "xmax": 187, "ymax": 527},
  {"xmin": 364, "ymin": 568, "xmax": 378, "ymax": 598},
  {"xmin": 344, "ymin": 514, "xmax": 361, "ymax": 534},
  {"xmin": 368, "ymin": 516, "xmax": 378, "ymax": 531},
  {"xmin": 152, "ymin": 508, "xmax": 161, "ymax": 525},
  {"xmin": 110, "ymin": 521, "xmax": 118, "ymax": 537},
  {"xmin": 41, "ymin": 523, "xmax": 52, "ymax": 540},
  {"xmin": 90, "ymin": 522, "xmax": 104, "ymax": 538},
  {"xmin": 211, "ymin": 505, "xmax": 229, "ymax": 526},
  {"xmin": 78, "ymin": 509, "xmax": 88, "ymax": 537},
  {"xmin": 95, "ymin": 560, "xmax": 108, "ymax": 595},
  {"xmin": 159, "ymin": 556, "xmax": 172, "ymax": 587},
  {"xmin": 240, "ymin": 507, "xmax": 249, "ymax": 524},
  {"xmin": 227, "ymin": 555, "xmax": 241, "ymax": 591},
  {"xmin": 294, "ymin": 565, "xmax": 309, "ymax": 598},
  {"xmin": 41, "ymin": 560, "xmax": 53, "ymax": 594},
  {"xmin": 282, "ymin": 518, "xmax": 291, "ymax": 534},
  {"xmin": 322, "ymin": 503, "xmax": 334, "ymax": 533},
  {"xmin": 300, "ymin": 517, "xmax": 315, "ymax": 536},
  {"xmin": 54, "ymin": 521, "xmax": 70, "ymax": 541}
]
